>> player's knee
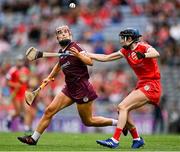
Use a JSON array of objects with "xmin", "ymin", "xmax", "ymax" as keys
[
  {"xmin": 15, "ymin": 111, "xmax": 20, "ymax": 116},
  {"xmin": 82, "ymin": 118, "xmax": 93, "ymax": 126},
  {"xmin": 117, "ymin": 104, "xmax": 127, "ymax": 112},
  {"xmin": 44, "ymin": 107, "xmax": 55, "ymax": 118}
]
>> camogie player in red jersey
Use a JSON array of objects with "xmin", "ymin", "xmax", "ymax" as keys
[
  {"xmin": 86, "ymin": 28, "xmax": 162, "ymax": 149},
  {"xmin": 6, "ymin": 55, "xmax": 29, "ymax": 129},
  {"xmin": 17, "ymin": 25, "xmax": 118, "ymax": 145}
]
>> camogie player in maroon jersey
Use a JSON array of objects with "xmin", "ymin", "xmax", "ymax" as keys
[
  {"xmin": 86, "ymin": 28, "xmax": 162, "ymax": 149},
  {"xmin": 17, "ymin": 25, "xmax": 118, "ymax": 145}
]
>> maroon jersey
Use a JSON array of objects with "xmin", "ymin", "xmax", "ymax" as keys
[
  {"xmin": 59, "ymin": 42, "xmax": 89, "ymax": 83},
  {"xmin": 59, "ymin": 42, "xmax": 97, "ymax": 103}
]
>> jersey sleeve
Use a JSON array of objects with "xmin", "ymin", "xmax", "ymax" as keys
[
  {"xmin": 76, "ymin": 43, "xmax": 86, "ymax": 53},
  {"xmin": 120, "ymin": 48, "xmax": 127, "ymax": 57},
  {"xmin": 69, "ymin": 42, "xmax": 85, "ymax": 53},
  {"xmin": 142, "ymin": 42, "xmax": 152, "ymax": 53}
]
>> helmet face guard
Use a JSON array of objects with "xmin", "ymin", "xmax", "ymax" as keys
[
  {"xmin": 56, "ymin": 25, "xmax": 72, "ymax": 46},
  {"xmin": 119, "ymin": 28, "xmax": 142, "ymax": 49},
  {"xmin": 119, "ymin": 28, "xmax": 142, "ymax": 41}
]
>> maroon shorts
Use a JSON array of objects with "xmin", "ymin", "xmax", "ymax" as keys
[
  {"xmin": 136, "ymin": 79, "xmax": 162, "ymax": 105},
  {"xmin": 62, "ymin": 79, "xmax": 97, "ymax": 104}
]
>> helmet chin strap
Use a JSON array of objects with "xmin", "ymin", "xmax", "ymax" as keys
[
  {"xmin": 122, "ymin": 39, "xmax": 137, "ymax": 50},
  {"xmin": 59, "ymin": 39, "xmax": 71, "ymax": 47}
]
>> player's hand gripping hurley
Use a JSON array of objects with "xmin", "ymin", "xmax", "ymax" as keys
[
  {"xmin": 26, "ymin": 46, "xmax": 70, "ymax": 61},
  {"xmin": 25, "ymin": 44, "xmax": 70, "ymax": 104},
  {"xmin": 25, "ymin": 78, "xmax": 54, "ymax": 105}
]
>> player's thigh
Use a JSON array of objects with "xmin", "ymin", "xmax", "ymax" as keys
[
  {"xmin": 119, "ymin": 89, "xmax": 149, "ymax": 111},
  {"xmin": 25, "ymin": 104, "xmax": 36, "ymax": 117},
  {"xmin": 46, "ymin": 92, "xmax": 74, "ymax": 114},
  {"xmin": 13, "ymin": 100, "xmax": 22, "ymax": 112},
  {"xmin": 76, "ymin": 101, "xmax": 93, "ymax": 121},
  {"xmin": 29, "ymin": 107, "xmax": 37, "ymax": 120}
]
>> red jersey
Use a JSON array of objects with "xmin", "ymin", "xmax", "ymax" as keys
[
  {"xmin": 120, "ymin": 42, "xmax": 161, "ymax": 81},
  {"xmin": 18, "ymin": 67, "xmax": 29, "ymax": 99},
  {"xmin": 6, "ymin": 66, "xmax": 29, "ymax": 101},
  {"xmin": 6, "ymin": 67, "xmax": 20, "ymax": 92}
]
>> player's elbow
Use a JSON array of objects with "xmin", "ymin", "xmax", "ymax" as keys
[
  {"xmin": 153, "ymin": 52, "xmax": 160, "ymax": 58},
  {"xmin": 150, "ymin": 48, "xmax": 160, "ymax": 58},
  {"xmin": 88, "ymin": 61, "xmax": 93, "ymax": 66},
  {"xmin": 86, "ymin": 59, "xmax": 93, "ymax": 66},
  {"xmin": 156, "ymin": 52, "xmax": 160, "ymax": 57},
  {"xmin": 88, "ymin": 63, "xmax": 93, "ymax": 66}
]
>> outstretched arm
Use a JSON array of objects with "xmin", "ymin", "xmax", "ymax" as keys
[{"xmin": 87, "ymin": 51, "xmax": 124, "ymax": 62}]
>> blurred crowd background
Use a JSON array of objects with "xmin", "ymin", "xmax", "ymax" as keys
[{"xmin": 0, "ymin": 0, "xmax": 180, "ymax": 134}]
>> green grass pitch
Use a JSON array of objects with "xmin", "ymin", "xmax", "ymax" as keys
[{"xmin": 0, "ymin": 132, "xmax": 180, "ymax": 151}]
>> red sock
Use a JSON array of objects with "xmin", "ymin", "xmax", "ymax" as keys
[
  {"xmin": 113, "ymin": 128, "xmax": 122, "ymax": 141},
  {"xmin": 129, "ymin": 127, "xmax": 139, "ymax": 139}
]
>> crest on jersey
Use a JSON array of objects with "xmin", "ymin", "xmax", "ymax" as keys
[
  {"xmin": 83, "ymin": 96, "xmax": 89, "ymax": 102},
  {"xmin": 128, "ymin": 51, "xmax": 143, "ymax": 65},
  {"xmin": 144, "ymin": 85, "xmax": 150, "ymax": 91},
  {"xmin": 131, "ymin": 52, "xmax": 137, "ymax": 60}
]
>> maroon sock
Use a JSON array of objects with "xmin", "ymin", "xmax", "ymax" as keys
[
  {"xmin": 129, "ymin": 127, "xmax": 139, "ymax": 139},
  {"xmin": 113, "ymin": 128, "xmax": 122, "ymax": 141}
]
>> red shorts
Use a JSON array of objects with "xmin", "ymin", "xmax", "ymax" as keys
[
  {"xmin": 12, "ymin": 84, "xmax": 27, "ymax": 102},
  {"xmin": 135, "ymin": 79, "xmax": 162, "ymax": 105},
  {"xmin": 11, "ymin": 92, "xmax": 24, "ymax": 102},
  {"xmin": 15, "ymin": 95, "xmax": 24, "ymax": 102}
]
